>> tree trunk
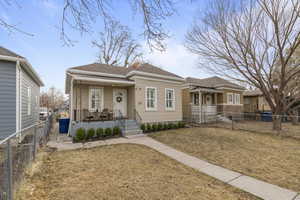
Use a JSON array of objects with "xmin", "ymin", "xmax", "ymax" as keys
[
  {"xmin": 272, "ymin": 115, "xmax": 282, "ymax": 131},
  {"xmin": 288, "ymin": 110, "xmax": 299, "ymax": 125}
]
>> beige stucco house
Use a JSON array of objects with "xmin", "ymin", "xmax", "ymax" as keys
[
  {"xmin": 182, "ymin": 76, "xmax": 245, "ymax": 122},
  {"xmin": 243, "ymin": 90, "xmax": 271, "ymax": 113},
  {"xmin": 65, "ymin": 63, "xmax": 184, "ymax": 135}
]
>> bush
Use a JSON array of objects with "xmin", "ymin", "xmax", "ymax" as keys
[
  {"xmin": 173, "ymin": 123, "xmax": 178, "ymax": 129},
  {"xmin": 167, "ymin": 123, "xmax": 173, "ymax": 129},
  {"xmin": 140, "ymin": 124, "xmax": 146, "ymax": 132},
  {"xmin": 113, "ymin": 126, "xmax": 121, "ymax": 136},
  {"xmin": 152, "ymin": 124, "xmax": 158, "ymax": 132},
  {"xmin": 75, "ymin": 128, "xmax": 86, "ymax": 142},
  {"xmin": 96, "ymin": 128, "xmax": 104, "ymax": 138},
  {"xmin": 178, "ymin": 121, "xmax": 186, "ymax": 128},
  {"xmin": 146, "ymin": 123, "xmax": 152, "ymax": 132},
  {"xmin": 105, "ymin": 128, "xmax": 112, "ymax": 137},
  {"xmin": 86, "ymin": 128, "xmax": 95, "ymax": 140},
  {"xmin": 163, "ymin": 123, "xmax": 168, "ymax": 130},
  {"xmin": 157, "ymin": 123, "xmax": 163, "ymax": 131}
]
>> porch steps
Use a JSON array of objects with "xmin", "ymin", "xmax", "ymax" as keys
[{"xmin": 122, "ymin": 120, "xmax": 143, "ymax": 136}]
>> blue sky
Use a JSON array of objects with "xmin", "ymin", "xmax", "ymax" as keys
[{"xmin": 0, "ymin": 0, "xmax": 211, "ymax": 92}]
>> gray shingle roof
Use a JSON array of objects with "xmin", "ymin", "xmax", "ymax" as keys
[
  {"xmin": 244, "ymin": 89, "xmax": 263, "ymax": 96},
  {"xmin": 69, "ymin": 63, "xmax": 183, "ymax": 79},
  {"xmin": 0, "ymin": 46, "xmax": 24, "ymax": 58},
  {"xmin": 186, "ymin": 76, "xmax": 245, "ymax": 90}
]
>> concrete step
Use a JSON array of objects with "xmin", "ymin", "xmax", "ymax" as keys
[{"xmin": 125, "ymin": 134, "xmax": 146, "ymax": 139}]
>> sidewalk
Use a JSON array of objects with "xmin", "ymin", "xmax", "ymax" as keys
[{"xmin": 48, "ymin": 135, "xmax": 299, "ymax": 200}]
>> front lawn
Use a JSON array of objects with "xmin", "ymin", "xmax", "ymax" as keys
[
  {"xmin": 16, "ymin": 144, "xmax": 258, "ymax": 200},
  {"xmin": 150, "ymin": 127, "xmax": 300, "ymax": 192}
]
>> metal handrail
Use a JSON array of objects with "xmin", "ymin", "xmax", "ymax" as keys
[{"xmin": 134, "ymin": 109, "xmax": 142, "ymax": 126}]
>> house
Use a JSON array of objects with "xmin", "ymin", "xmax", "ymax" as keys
[
  {"xmin": 65, "ymin": 63, "xmax": 184, "ymax": 136},
  {"xmin": 0, "ymin": 47, "xmax": 44, "ymax": 139},
  {"xmin": 182, "ymin": 76, "xmax": 245, "ymax": 123},
  {"xmin": 243, "ymin": 89, "xmax": 271, "ymax": 113}
]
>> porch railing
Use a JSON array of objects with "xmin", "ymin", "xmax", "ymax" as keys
[{"xmin": 134, "ymin": 109, "xmax": 142, "ymax": 127}]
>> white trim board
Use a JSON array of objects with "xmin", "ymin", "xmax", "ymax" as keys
[
  {"xmin": 68, "ymin": 69, "xmax": 127, "ymax": 79},
  {"xmin": 73, "ymin": 75, "xmax": 135, "ymax": 85},
  {"xmin": 127, "ymin": 70, "xmax": 185, "ymax": 82},
  {"xmin": 132, "ymin": 76, "xmax": 183, "ymax": 84}
]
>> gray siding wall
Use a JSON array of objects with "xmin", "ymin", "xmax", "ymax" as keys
[
  {"xmin": 0, "ymin": 61, "xmax": 16, "ymax": 139},
  {"xmin": 21, "ymin": 65, "xmax": 40, "ymax": 129}
]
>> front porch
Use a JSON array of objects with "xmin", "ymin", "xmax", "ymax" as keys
[
  {"xmin": 184, "ymin": 88, "xmax": 222, "ymax": 123},
  {"xmin": 68, "ymin": 75, "xmax": 142, "ymax": 136}
]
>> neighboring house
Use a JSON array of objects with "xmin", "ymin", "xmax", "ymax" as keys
[
  {"xmin": 243, "ymin": 90, "xmax": 271, "ymax": 113},
  {"xmin": 0, "ymin": 47, "xmax": 44, "ymax": 139},
  {"xmin": 182, "ymin": 76, "xmax": 245, "ymax": 123},
  {"xmin": 65, "ymin": 63, "xmax": 184, "ymax": 136}
]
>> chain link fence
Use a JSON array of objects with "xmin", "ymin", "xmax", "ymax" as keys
[
  {"xmin": 185, "ymin": 111, "xmax": 300, "ymax": 139},
  {"xmin": 0, "ymin": 115, "xmax": 53, "ymax": 200}
]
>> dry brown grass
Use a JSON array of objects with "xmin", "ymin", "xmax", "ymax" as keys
[
  {"xmin": 215, "ymin": 121, "xmax": 300, "ymax": 139},
  {"xmin": 16, "ymin": 144, "xmax": 259, "ymax": 200},
  {"xmin": 150, "ymin": 127, "xmax": 300, "ymax": 192}
]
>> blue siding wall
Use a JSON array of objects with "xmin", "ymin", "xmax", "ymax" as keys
[
  {"xmin": 21, "ymin": 65, "xmax": 40, "ymax": 129},
  {"xmin": 0, "ymin": 61, "xmax": 16, "ymax": 139}
]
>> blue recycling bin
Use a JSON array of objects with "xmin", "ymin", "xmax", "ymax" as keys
[
  {"xmin": 59, "ymin": 118, "xmax": 70, "ymax": 134},
  {"xmin": 261, "ymin": 112, "xmax": 272, "ymax": 122}
]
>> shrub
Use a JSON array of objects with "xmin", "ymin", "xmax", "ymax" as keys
[
  {"xmin": 113, "ymin": 126, "xmax": 121, "ymax": 136},
  {"xmin": 152, "ymin": 124, "xmax": 158, "ymax": 132},
  {"xmin": 157, "ymin": 123, "xmax": 163, "ymax": 131},
  {"xmin": 163, "ymin": 123, "xmax": 168, "ymax": 130},
  {"xmin": 75, "ymin": 128, "xmax": 86, "ymax": 142},
  {"xmin": 167, "ymin": 123, "xmax": 173, "ymax": 129},
  {"xmin": 172, "ymin": 123, "xmax": 178, "ymax": 129},
  {"xmin": 146, "ymin": 123, "xmax": 152, "ymax": 132},
  {"xmin": 86, "ymin": 128, "xmax": 95, "ymax": 140},
  {"xmin": 140, "ymin": 124, "xmax": 146, "ymax": 132},
  {"xmin": 179, "ymin": 121, "xmax": 186, "ymax": 128},
  {"xmin": 96, "ymin": 128, "xmax": 104, "ymax": 138},
  {"xmin": 105, "ymin": 128, "xmax": 112, "ymax": 137}
]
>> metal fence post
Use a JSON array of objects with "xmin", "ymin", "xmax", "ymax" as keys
[
  {"xmin": 33, "ymin": 125, "xmax": 37, "ymax": 161},
  {"xmin": 7, "ymin": 139, "xmax": 13, "ymax": 200}
]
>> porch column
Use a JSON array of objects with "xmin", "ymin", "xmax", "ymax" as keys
[
  {"xmin": 199, "ymin": 91, "xmax": 202, "ymax": 123},
  {"xmin": 214, "ymin": 93, "xmax": 218, "ymax": 105},
  {"xmin": 68, "ymin": 77, "xmax": 74, "ymax": 136}
]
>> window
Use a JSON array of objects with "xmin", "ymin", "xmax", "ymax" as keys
[
  {"xmin": 235, "ymin": 94, "xmax": 240, "ymax": 105},
  {"xmin": 27, "ymin": 87, "xmax": 31, "ymax": 116},
  {"xmin": 146, "ymin": 87, "xmax": 157, "ymax": 111},
  {"xmin": 165, "ymin": 88, "xmax": 175, "ymax": 110},
  {"xmin": 227, "ymin": 93, "xmax": 241, "ymax": 105},
  {"xmin": 89, "ymin": 87, "xmax": 103, "ymax": 112},
  {"xmin": 192, "ymin": 93, "xmax": 199, "ymax": 105},
  {"xmin": 227, "ymin": 93, "xmax": 233, "ymax": 104}
]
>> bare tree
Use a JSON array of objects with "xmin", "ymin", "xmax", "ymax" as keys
[
  {"xmin": 40, "ymin": 87, "xmax": 65, "ymax": 111},
  {"xmin": 0, "ymin": 0, "xmax": 177, "ymax": 50},
  {"xmin": 185, "ymin": 0, "xmax": 300, "ymax": 131},
  {"xmin": 92, "ymin": 19, "xmax": 143, "ymax": 67}
]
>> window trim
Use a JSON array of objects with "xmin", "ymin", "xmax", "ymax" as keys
[
  {"xmin": 88, "ymin": 87, "xmax": 104, "ymax": 112},
  {"xmin": 27, "ymin": 87, "xmax": 31, "ymax": 116},
  {"xmin": 145, "ymin": 87, "xmax": 157, "ymax": 111},
  {"xmin": 165, "ymin": 88, "xmax": 175, "ymax": 111}
]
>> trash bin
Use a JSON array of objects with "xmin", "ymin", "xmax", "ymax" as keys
[
  {"xmin": 261, "ymin": 112, "xmax": 272, "ymax": 122},
  {"xmin": 59, "ymin": 118, "xmax": 70, "ymax": 134}
]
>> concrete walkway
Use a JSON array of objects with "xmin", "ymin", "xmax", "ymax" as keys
[{"xmin": 48, "ymin": 135, "xmax": 299, "ymax": 200}]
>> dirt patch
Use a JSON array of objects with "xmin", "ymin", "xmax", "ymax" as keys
[
  {"xmin": 150, "ymin": 127, "xmax": 300, "ymax": 192},
  {"xmin": 16, "ymin": 144, "xmax": 259, "ymax": 200}
]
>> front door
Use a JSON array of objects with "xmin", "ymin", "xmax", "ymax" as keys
[{"xmin": 113, "ymin": 89, "xmax": 127, "ymax": 117}]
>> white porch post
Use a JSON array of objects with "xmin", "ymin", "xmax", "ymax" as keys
[
  {"xmin": 68, "ymin": 77, "xmax": 74, "ymax": 136},
  {"xmin": 199, "ymin": 91, "xmax": 202, "ymax": 123}
]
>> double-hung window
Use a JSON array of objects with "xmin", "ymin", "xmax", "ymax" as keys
[
  {"xmin": 27, "ymin": 87, "xmax": 31, "ymax": 116},
  {"xmin": 165, "ymin": 88, "xmax": 175, "ymax": 110},
  {"xmin": 146, "ymin": 87, "xmax": 157, "ymax": 111},
  {"xmin": 227, "ymin": 93, "xmax": 234, "ymax": 104},
  {"xmin": 235, "ymin": 94, "xmax": 240, "ymax": 105},
  {"xmin": 89, "ymin": 87, "xmax": 103, "ymax": 112}
]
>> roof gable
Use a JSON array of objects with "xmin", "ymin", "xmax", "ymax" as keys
[{"xmin": 0, "ymin": 46, "xmax": 24, "ymax": 58}]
